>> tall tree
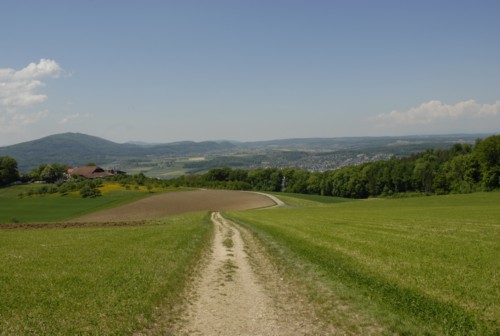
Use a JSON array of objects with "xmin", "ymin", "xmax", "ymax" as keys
[
  {"xmin": 474, "ymin": 135, "xmax": 500, "ymax": 189},
  {"xmin": 0, "ymin": 156, "xmax": 19, "ymax": 187}
]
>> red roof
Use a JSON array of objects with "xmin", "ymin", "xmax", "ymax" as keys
[{"xmin": 68, "ymin": 166, "xmax": 114, "ymax": 179}]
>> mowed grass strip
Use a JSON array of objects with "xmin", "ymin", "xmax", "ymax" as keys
[
  {"xmin": 227, "ymin": 192, "xmax": 500, "ymax": 335},
  {"xmin": 272, "ymin": 192, "xmax": 355, "ymax": 206},
  {"xmin": 0, "ymin": 212, "xmax": 212, "ymax": 334}
]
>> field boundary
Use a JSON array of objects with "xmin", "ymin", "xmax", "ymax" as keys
[{"xmin": 0, "ymin": 220, "xmax": 148, "ymax": 230}]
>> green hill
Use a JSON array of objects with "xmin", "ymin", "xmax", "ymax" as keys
[
  {"xmin": 0, "ymin": 133, "xmax": 235, "ymax": 171},
  {"xmin": 0, "ymin": 132, "xmax": 492, "ymax": 174}
]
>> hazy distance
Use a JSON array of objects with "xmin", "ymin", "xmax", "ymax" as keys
[{"xmin": 0, "ymin": 1, "xmax": 499, "ymax": 146}]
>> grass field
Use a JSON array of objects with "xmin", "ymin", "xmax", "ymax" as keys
[
  {"xmin": 2, "ymin": 182, "xmax": 499, "ymax": 334},
  {"xmin": 0, "ymin": 183, "xmax": 173, "ymax": 224},
  {"xmin": 226, "ymin": 192, "xmax": 500, "ymax": 335},
  {"xmin": 270, "ymin": 192, "xmax": 356, "ymax": 207},
  {"xmin": 0, "ymin": 212, "xmax": 212, "ymax": 334}
]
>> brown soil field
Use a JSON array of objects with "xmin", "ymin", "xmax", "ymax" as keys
[{"xmin": 76, "ymin": 190, "xmax": 275, "ymax": 222}]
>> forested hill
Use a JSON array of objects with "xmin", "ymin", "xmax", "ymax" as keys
[
  {"xmin": 172, "ymin": 135, "xmax": 500, "ymax": 198},
  {"xmin": 0, "ymin": 133, "xmax": 235, "ymax": 171},
  {"xmin": 0, "ymin": 132, "xmax": 489, "ymax": 173}
]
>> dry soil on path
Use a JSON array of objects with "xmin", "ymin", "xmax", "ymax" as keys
[
  {"xmin": 76, "ymin": 190, "xmax": 275, "ymax": 222},
  {"xmin": 173, "ymin": 212, "xmax": 327, "ymax": 336}
]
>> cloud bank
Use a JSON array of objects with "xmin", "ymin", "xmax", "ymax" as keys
[
  {"xmin": 374, "ymin": 99, "xmax": 500, "ymax": 126},
  {"xmin": 0, "ymin": 59, "xmax": 62, "ymax": 131}
]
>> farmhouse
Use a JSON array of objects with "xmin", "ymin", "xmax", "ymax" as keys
[{"xmin": 67, "ymin": 165, "xmax": 119, "ymax": 179}]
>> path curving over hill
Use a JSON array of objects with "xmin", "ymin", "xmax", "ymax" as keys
[{"xmin": 75, "ymin": 190, "xmax": 276, "ymax": 222}]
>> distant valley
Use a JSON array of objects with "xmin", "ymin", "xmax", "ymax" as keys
[{"xmin": 0, "ymin": 132, "xmax": 491, "ymax": 177}]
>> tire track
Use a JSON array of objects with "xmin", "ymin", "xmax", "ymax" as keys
[{"xmin": 176, "ymin": 212, "xmax": 308, "ymax": 335}]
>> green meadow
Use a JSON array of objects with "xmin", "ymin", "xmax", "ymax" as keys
[
  {"xmin": 0, "ymin": 183, "xmax": 166, "ymax": 224},
  {"xmin": 0, "ymin": 212, "xmax": 212, "ymax": 334},
  {"xmin": 227, "ymin": 192, "xmax": 500, "ymax": 335},
  {"xmin": 271, "ymin": 192, "xmax": 356, "ymax": 207},
  {"xmin": 1, "ymin": 181, "xmax": 499, "ymax": 335}
]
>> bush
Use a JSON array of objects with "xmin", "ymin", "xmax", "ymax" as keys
[
  {"xmin": 79, "ymin": 185, "xmax": 102, "ymax": 198},
  {"xmin": 47, "ymin": 185, "xmax": 59, "ymax": 194},
  {"xmin": 37, "ymin": 186, "xmax": 49, "ymax": 195}
]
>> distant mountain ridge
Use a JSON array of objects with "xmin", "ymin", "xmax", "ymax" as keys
[
  {"xmin": 0, "ymin": 133, "xmax": 236, "ymax": 171},
  {"xmin": 0, "ymin": 132, "xmax": 494, "ymax": 173}
]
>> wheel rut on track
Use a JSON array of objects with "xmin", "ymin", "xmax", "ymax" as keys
[{"xmin": 176, "ymin": 212, "xmax": 322, "ymax": 335}]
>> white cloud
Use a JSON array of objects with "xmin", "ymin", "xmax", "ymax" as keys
[
  {"xmin": 374, "ymin": 99, "xmax": 500, "ymax": 126},
  {"xmin": 0, "ymin": 58, "xmax": 62, "ymax": 80},
  {"xmin": 59, "ymin": 113, "xmax": 80, "ymax": 125},
  {"xmin": 58, "ymin": 112, "xmax": 92, "ymax": 125},
  {"xmin": 11, "ymin": 110, "xmax": 48, "ymax": 125},
  {"xmin": 0, "ymin": 110, "xmax": 48, "ymax": 132},
  {"xmin": 0, "ymin": 59, "xmax": 62, "ymax": 132}
]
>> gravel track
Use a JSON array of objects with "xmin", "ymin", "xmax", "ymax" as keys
[{"xmin": 175, "ymin": 212, "xmax": 324, "ymax": 335}]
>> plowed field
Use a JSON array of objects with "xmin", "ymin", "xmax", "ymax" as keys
[{"xmin": 76, "ymin": 190, "xmax": 275, "ymax": 222}]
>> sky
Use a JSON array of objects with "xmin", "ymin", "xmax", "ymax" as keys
[{"xmin": 0, "ymin": 0, "xmax": 499, "ymax": 146}]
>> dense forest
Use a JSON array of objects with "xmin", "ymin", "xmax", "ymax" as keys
[{"xmin": 171, "ymin": 135, "xmax": 500, "ymax": 198}]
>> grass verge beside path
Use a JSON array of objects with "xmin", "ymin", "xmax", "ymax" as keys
[
  {"xmin": 226, "ymin": 192, "xmax": 500, "ymax": 335},
  {"xmin": 270, "ymin": 192, "xmax": 356, "ymax": 206},
  {"xmin": 0, "ymin": 212, "xmax": 212, "ymax": 335}
]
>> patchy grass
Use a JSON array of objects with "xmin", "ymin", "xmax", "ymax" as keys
[
  {"xmin": 227, "ymin": 192, "xmax": 500, "ymax": 335},
  {"xmin": 222, "ymin": 260, "xmax": 238, "ymax": 282},
  {"xmin": 0, "ymin": 212, "xmax": 212, "ymax": 334},
  {"xmin": 101, "ymin": 182, "xmax": 168, "ymax": 193},
  {"xmin": 222, "ymin": 237, "xmax": 234, "ymax": 249}
]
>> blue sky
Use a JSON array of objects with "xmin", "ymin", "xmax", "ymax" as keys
[{"xmin": 0, "ymin": 0, "xmax": 499, "ymax": 145}]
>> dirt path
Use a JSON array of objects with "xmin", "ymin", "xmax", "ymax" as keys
[
  {"xmin": 251, "ymin": 192, "xmax": 287, "ymax": 208},
  {"xmin": 175, "ymin": 212, "xmax": 324, "ymax": 335}
]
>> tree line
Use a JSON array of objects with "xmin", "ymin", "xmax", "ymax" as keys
[
  {"xmin": 1, "ymin": 135, "xmax": 498, "ymax": 198},
  {"xmin": 171, "ymin": 135, "xmax": 499, "ymax": 198}
]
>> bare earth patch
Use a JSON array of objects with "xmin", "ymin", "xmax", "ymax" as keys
[
  {"xmin": 172, "ymin": 212, "xmax": 327, "ymax": 335},
  {"xmin": 76, "ymin": 190, "xmax": 275, "ymax": 222}
]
